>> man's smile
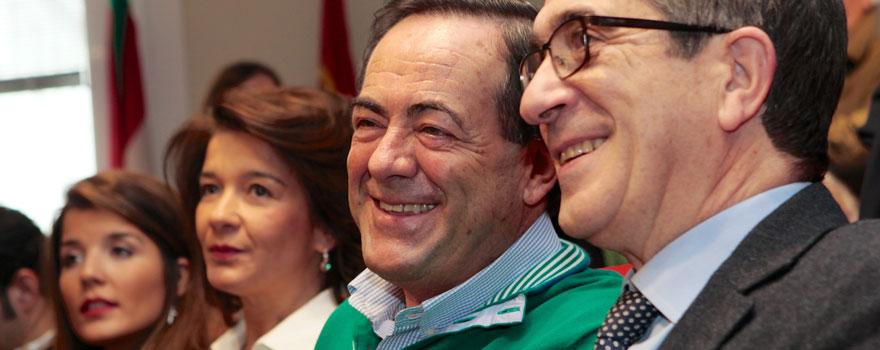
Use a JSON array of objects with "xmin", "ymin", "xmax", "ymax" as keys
[{"xmin": 559, "ymin": 137, "xmax": 606, "ymax": 165}]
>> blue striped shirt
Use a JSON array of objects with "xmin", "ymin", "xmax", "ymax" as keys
[{"xmin": 347, "ymin": 213, "xmax": 562, "ymax": 350}]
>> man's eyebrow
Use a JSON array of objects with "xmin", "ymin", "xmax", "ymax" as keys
[
  {"xmin": 351, "ymin": 98, "xmax": 387, "ymax": 117},
  {"xmin": 408, "ymin": 101, "xmax": 464, "ymax": 129},
  {"xmin": 542, "ymin": 9, "xmax": 594, "ymax": 39}
]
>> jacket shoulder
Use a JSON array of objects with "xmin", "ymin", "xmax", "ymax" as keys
[
  {"xmin": 315, "ymin": 299, "xmax": 377, "ymax": 350},
  {"xmin": 414, "ymin": 267, "xmax": 622, "ymax": 350},
  {"xmin": 723, "ymin": 218, "xmax": 880, "ymax": 348}
]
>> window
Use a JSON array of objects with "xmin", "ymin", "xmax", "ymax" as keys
[{"xmin": 0, "ymin": 0, "xmax": 96, "ymax": 232}]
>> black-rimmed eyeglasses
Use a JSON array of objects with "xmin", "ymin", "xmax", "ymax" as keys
[{"xmin": 519, "ymin": 15, "xmax": 731, "ymax": 89}]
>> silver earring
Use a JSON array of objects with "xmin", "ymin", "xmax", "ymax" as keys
[
  {"xmin": 320, "ymin": 249, "xmax": 332, "ymax": 273},
  {"xmin": 166, "ymin": 305, "xmax": 178, "ymax": 325}
]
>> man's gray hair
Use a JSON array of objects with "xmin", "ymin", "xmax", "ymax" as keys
[{"xmin": 647, "ymin": 0, "xmax": 847, "ymax": 182}]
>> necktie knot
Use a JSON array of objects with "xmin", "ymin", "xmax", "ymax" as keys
[{"xmin": 594, "ymin": 289, "xmax": 659, "ymax": 350}]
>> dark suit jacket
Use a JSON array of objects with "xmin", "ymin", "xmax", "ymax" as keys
[{"xmin": 659, "ymin": 183, "xmax": 880, "ymax": 349}]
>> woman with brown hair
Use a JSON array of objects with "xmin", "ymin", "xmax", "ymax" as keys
[
  {"xmin": 165, "ymin": 87, "xmax": 364, "ymax": 350},
  {"xmin": 48, "ymin": 170, "xmax": 209, "ymax": 350},
  {"xmin": 202, "ymin": 61, "xmax": 281, "ymax": 112}
]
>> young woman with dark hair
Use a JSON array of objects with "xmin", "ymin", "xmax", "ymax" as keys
[{"xmin": 48, "ymin": 170, "xmax": 210, "ymax": 350}]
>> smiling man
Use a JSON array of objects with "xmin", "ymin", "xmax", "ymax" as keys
[
  {"xmin": 315, "ymin": 1, "xmax": 621, "ymax": 349},
  {"xmin": 520, "ymin": 0, "xmax": 880, "ymax": 349}
]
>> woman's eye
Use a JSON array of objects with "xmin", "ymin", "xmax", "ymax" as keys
[
  {"xmin": 111, "ymin": 246, "xmax": 132, "ymax": 258},
  {"xmin": 199, "ymin": 184, "xmax": 220, "ymax": 197},
  {"xmin": 250, "ymin": 184, "xmax": 271, "ymax": 197},
  {"xmin": 61, "ymin": 253, "xmax": 82, "ymax": 268}
]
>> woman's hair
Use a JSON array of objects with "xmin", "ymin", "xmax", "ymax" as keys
[
  {"xmin": 165, "ymin": 87, "xmax": 365, "ymax": 317},
  {"xmin": 202, "ymin": 61, "xmax": 281, "ymax": 112},
  {"xmin": 48, "ymin": 170, "xmax": 209, "ymax": 350}
]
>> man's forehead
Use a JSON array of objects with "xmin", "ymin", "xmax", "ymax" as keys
[
  {"xmin": 368, "ymin": 16, "xmax": 502, "ymax": 70},
  {"xmin": 360, "ymin": 14, "xmax": 507, "ymax": 113},
  {"xmin": 362, "ymin": 48, "xmax": 500, "ymax": 99},
  {"xmin": 535, "ymin": 1, "xmax": 596, "ymax": 40},
  {"xmin": 535, "ymin": 0, "xmax": 659, "ymax": 40}
]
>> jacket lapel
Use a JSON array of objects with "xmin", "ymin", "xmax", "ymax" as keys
[
  {"xmin": 660, "ymin": 183, "xmax": 847, "ymax": 349},
  {"xmin": 659, "ymin": 280, "xmax": 752, "ymax": 349}
]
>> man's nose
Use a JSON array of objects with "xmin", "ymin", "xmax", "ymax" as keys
[
  {"xmin": 520, "ymin": 55, "xmax": 573, "ymax": 126},
  {"xmin": 367, "ymin": 126, "xmax": 418, "ymax": 181}
]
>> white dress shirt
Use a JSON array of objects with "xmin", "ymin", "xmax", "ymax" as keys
[
  {"xmin": 12, "ymin": 329, "xmax": 54, "ymax": 350},
  {"xmin": 346, "ymin": 213, "xmax": 562, "ymax": 350},
  {"xmin": 628, "ymin": 182, "xmax": 809, "ymax": 349},
  {"xmin": 211, "ymin": 288, "xmax": 338, "ymax": 350}
]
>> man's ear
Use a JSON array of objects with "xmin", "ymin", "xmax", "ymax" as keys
[
  {"xmin": 523, "ymin": 140, "xmax": 558, "ymax": 206},
  {"xmin": 8, "ymin": 268, "xmax": 41, "ymax": 315},
  {"xmin": 175, "ymin": 258, "xmax": 190, "ymax": 298},
  {"xmin": 718, "ymin": 26, "xmax": 776, "ymax": 132}
]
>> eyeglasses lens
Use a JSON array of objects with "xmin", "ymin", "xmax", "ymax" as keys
[
  {"xmin": 550, "ymin": 19, "xmax": 587, "ymax": 79},
  {"xmin": 520, "ymin": 18, "xmax": 588, "ymax": 89},
  {"xmin": 519, "ymin": 51, "xmax": 543, "ymax": 89}
]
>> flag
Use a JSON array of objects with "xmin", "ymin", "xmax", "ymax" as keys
[
  {"xmin": 108, "ymin": 0, "xmax": 149, "ymax": 171},
  {"xmin": 319, "ymin": 0, "xmax": 357, "ymax": 96}
]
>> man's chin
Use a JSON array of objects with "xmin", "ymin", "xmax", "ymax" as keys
[
  {"xmin": 367, "ymin": 246, "xmax": 442, "ymax": 284},
  {"xmin": 365, "ymin": 253, "xmax": 423, "ymax": 281},
  {"xmin": 560, "ymin": 206, "xmax": 600, "ymax": 239}
]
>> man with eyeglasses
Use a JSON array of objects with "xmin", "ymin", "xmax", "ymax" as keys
[
  {"xmin": 315, "ymin": 1, "xmax": 622, "ymax": 349},
  {"xmin": 520, "ymin": 0, "xmax": 880, "ymax": 349}
]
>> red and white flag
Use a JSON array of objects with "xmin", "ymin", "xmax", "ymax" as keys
[
  {"xmin": 108, "ymin": 0, "xmax": 149, "ymax": 172},
  {"xmin": 319, "ymin": 0, "xmax": 357, "ymax": 97}
]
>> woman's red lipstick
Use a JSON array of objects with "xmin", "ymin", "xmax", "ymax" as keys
[
  {"xmin": 80, "ymin": 297, "xmax": 118, "ymax": 317},
  {"xmin": 209, "ymin": 244, "xmax": 244, "ymax": 260}
]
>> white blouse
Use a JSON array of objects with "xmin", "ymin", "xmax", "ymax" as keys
[
  {"xmin": 210, "ymin": 289, "xmax": 338, "ymax": 350},
  {"xmin": 13, "ymin": 329, "xmax": 54, "ymax": 350}
]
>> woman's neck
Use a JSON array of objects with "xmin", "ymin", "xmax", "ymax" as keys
[
  {"xmin": 102, "ymin": 328, "xmax": 152, "ymax": 350},
  {"xmin": 239, "ymin": 282, "xmax": 323, "ymax": 350}
]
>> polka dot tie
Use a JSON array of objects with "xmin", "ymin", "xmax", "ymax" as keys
[{"xmin": 593, "ymin": 288, "xmax": 659, "ymax": 350}]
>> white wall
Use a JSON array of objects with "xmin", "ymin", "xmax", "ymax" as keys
[
  {"xmin": 131, "ymin": 0, "xmax": 190, "ymax": 177},
  {"xmin": 84, "ymin": 0, "xmax": 110, "ymax": 171},
  {"xmin": 86, "ymin": 0, "xmax": 191, "ymax": 177},
  {"xmin": 91, "ymin": 0, "xmax": 388, "ymax": 177},
  {"xmin": 181, "ymin": 0, "xmax": 386, "ymax": 116},
  {"xmin": 93, "ymin": 0, "xmax": 542, "ymax": 177}
]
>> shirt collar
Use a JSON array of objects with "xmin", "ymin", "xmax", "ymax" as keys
[
  {"xmin": 211, "ymin": 289, "xmax": 338, "ymax": 350},
  {"xmin": 347, "ymin": 213, "xmax": 561, "ymax": 339},
  {"xmin": 210, "ymin": 320, "xmax": 246, "ymax": 350},
  {"xmin": 631, "ymin": 182, "xmax": 809, "ymax": 323},
  {"xmin": 13, "ymin": 329, "xmax": 55, "ymax": 350},
  {"xmin": 255, "ymin": 288, "xmax": 338, "ymax": 349}
]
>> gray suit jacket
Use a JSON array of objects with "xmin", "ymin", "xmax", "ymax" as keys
[{"xmin": 659, "ymin": 183, "xmax": 880, "ymax": 349}]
